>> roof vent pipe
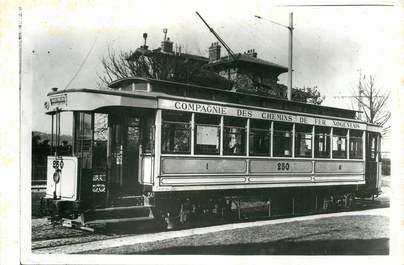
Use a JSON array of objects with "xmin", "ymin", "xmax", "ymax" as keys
[
  {"xmin": 142, "ymin": 33, "xmax": 149, "ymax": 49},
  {"xmin": 161, "ymin": 28, "xmax": 173, "ymax": 53}
]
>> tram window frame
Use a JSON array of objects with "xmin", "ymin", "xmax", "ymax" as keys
[
  {"xmin": 367, "ymin": 132, "xmax": 379, "ymax": 161},
  {"xmin": 249, "ymin": 119, "xmax": 271, "ymax": 156},
  {"xmin": 93, "ymin": 113, "xmax": 109, "ymax": 169},
  {"xmin": 273, "ymin": 122, "xmax": 293, "ymax": 157},
  {"xmin": 143, "ymin": 115, "xmax": 155, "ymax": 154},
  {"xmin": 295, "ymin": 124, "xmax": 313, "ymax": 158},
  {"xmin": 51, "ymin": 111, "xmax": 74, "ymax": 156},
  {"xmin": 349, "ymin": 130, "xmax": 363, "ymax": 159},
  {"xmin": 161, "ymin": 111, "xmax": 191, "ymax": 154},
  {"xmin": 332, "ymin": 128, "xmax": 348, "ymax": 159},
  {"xmin": 194, "ymin": 114, "xmax": 221, "ymax": 155},
  {"xmin": 314, "ymin": 126, "xmax": 331, "ymax": 158},
  {"xmin": 127, "ymin": 116, "xmax": 141, "ymax": 152},
  {"xmin": 223, "ymin": 117, "xmax": 246, "ymax": 156},
  {"xmin": 74, "ymin": 112, "xmax": 93, "ymax": 169}
]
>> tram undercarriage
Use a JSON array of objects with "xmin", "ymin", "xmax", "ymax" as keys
[
  {"xmin": 43, "ymin": 184, "xmax": 362, "ymax": 231},
  {"xmin": 148, "ymin": 186, "xmax": 358, "ymax": 228}
]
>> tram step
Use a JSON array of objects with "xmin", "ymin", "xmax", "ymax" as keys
[
  {"xmin": 85, "ymin": 216, "xmax": 155, "ymax": 225},
  {"xmin": 89, "ymin": 205, "xmax": 153, "ymax": 213},
  {"xmin": 84, "ymin": 205, "xmax": 154, "ymax": 222},
  {"xmin": 112, "ymin": 195, "xmax": 147, "ymax": 207}
]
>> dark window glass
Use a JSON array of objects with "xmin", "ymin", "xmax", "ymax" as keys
[
  {"xmin": 93, "ymin": 113, "xmax": 108, "ymax": 169},
  {"xmin": 333, "ymin": 128, "xmax": 348, "ymax": 158},
  {"xmin": 273, "ymin": 122, "xmax": 292, "ymax": 157},
  {"xmin": 195, "ymin": 114, "xmax": 221, "ymax": 155},
  {"xmin": 295, "ymin": 125, "xmax": 312, "ymax": 158},
  {"xmin": 223, "ymin": 117, "xmax": 246, "ymax": 156},
  {"xmin": 315, "ymin": 126, "xmax": 330, "ymax": 158},
  {"xmin": 367, "ymin": 133, "xmax": 378, "ymax": 161},
  {"xmin": 143, "ymin": 116, "xmax": 155, "ymax": 153},
  {"xmin": 74, "ymin": 112, "xmax": 93, "ymax": 168},
  {"xmin": 53, "ymin": 112, "xmax": 74, "ymax": 156},
  {"xmin": 163, "ymin": 111, "xmax": 190, "ymax": 122},
  {"xmin": 349, "ymin": 130, "xmax": 363, "ymax": 159},
  {"xmin": 162, "ymin": 111, "xmax": 191, "ymax": 154},
  {"xmin": 127, "ymin": 117, "xmax": 141, "ymax": 152},
  {"xmin": 249, "ymin": 119, "xmax": 271, "ymax": 156}
]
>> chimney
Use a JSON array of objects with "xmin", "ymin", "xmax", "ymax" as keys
[
  {"xmin": 209, "ymin": 42, "xmax": 221, "ymax": 62},
  {"xmin": 161, "ymin": 28, "xmax": 173, "ymax": 53},
  {"xmin": 245, "ymin": 49, "xmax": 257, "ymax": 58}
]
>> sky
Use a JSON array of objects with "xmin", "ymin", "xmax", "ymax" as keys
[{"xmin": 23, "ymin": 0, "xmax": 401, "ymax": 151}]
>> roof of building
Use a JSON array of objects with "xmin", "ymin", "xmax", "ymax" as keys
[
  {"xmin": 154, "ymin": 48, "xmax": 209, "ymax": 62},
  {"xmin": 126, "ymin": 47, "xmax": 209, "ymax": 63},
  {"xmin": 207, "ymin": 53, "xmax": 288, "ymax": 74}
]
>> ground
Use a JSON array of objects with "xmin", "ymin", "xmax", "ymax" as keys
[
  {"xmin": 32, "ymin": 208, "xmax": 389, "ymax": 255},
  {"xmin": 78, "ymin": 211, "xmax": 389, "ymax": 255}
]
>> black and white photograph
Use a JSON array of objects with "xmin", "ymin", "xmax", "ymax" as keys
[{"xmin": 0, "ymin": 0, "xmax": 403, "ymax": 264}]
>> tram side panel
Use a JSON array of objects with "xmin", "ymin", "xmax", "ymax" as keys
[
  {"xmin": 45, "ymin": 156, "xmax": 78, "ymax": 201},
  {"xmin": 139, "ymin": 154, "xmax": 154, "ymax": 187},
  {"xmin": 154, "ymin": 156, "xmax": 365, "ymax": 192}
]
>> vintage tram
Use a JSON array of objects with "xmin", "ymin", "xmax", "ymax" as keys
[{"xmin": 42, "ymin": 77, "xmax": 382, "ymax": 229}]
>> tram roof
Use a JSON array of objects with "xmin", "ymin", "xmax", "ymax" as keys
[{"xmin": 107, "ymin": 77, "xmax": 359, "ymax": 119}]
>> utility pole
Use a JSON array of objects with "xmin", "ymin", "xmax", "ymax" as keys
[
  {"xmin": 255, "ymin": 12, "xmax": 294, "ymax": 101},
  {"xmin": 287, "ymin": 12, "xmax": 293, "ymax": 101},
  {"xmin": 357, "ymin": 80, "xmax": 362, "ymax": 120}
]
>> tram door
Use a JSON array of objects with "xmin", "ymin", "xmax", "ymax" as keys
[
  {"xmin": 365, "ymin": 132, "xmax": 381, "ymax": 193},
  {"xmin": 109, "ymin": 114, "xmax": 142, "ymax": 198}
]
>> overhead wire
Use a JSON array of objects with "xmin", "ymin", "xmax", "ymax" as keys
[{"xmin": 64, "ymin": 33, "xmax": 99, "ymax": 90}]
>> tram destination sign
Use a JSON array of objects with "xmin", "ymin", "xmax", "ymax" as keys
[
  {"xmin": 50, "ymin": 94, "xmax": 67, "ymax": 106},
  {"xmin": 159, "ymin": 99, "xmax": 365, "ymax": 130}
]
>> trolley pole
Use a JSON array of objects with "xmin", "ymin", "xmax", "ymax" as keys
[{"xmin": 287, "ymin": 12, "xmax": 293, "ymax": 101}]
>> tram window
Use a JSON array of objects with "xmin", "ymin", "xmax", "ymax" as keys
[
  {"xmin": 349, "ymin": 130, "xmax": 363, "ymax": 159},
  {"xmin": 134, "ymin": 83, "xmax": 147, "ymax": 91},
  {"xmin": 367, "ymin": 133, "xmax": 378, "ymax": 161},
  {"xmin": 162, "ymin": 111, "xmax": 190, "ymax": 122},
  {"xmin": 74, "ymin": 112, "xmax": 93, "ymax": 168},
  {"xmin": 273, "ymin": 122, "xmax": 292, "ymax": 157},
  {"xmin": 93, "ymin": 113, "xmax": 108, "ymax": 169},
  {"xmin": 295, "ymin": 125, "xmax": 312, "ymax": 158},
  {"xmin": 127, "ymin": 117, "xmax": 141, "ymax": 152},
  {"xmin": 332, "ymin": 128, "xmax": 347, "ymax": 159},
  {"xmin": 51, "ymin": 112, "xmax": 73, "ymax": 156},
  {"xmin": 223, "ymin": 117, "xmax": 246, "ymax": 156},
  {"xmin": 143, "ymin": 116, "xmax": 155, "ymax": 153},
  {"xmin": 249, "ymin": 119, "xmax": 271, "ymax": 156},
  {"xmin": 314, "ymin": 126, "xmax": 330, "ymax": 158},
  {"xmin": 195, "ymin": 114, "xmax": 221, "ymax": 155},
  {"xmin": 162, "ymin": 111, "xmax": 191, "ymax": 154}
]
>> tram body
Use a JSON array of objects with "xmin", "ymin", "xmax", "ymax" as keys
[{"xmin": 42, "ymin": 77, "xmax": 382, "ymax": 227}]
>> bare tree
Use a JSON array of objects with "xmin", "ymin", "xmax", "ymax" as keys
[
  {"xmin": 97, "ymin": 47, "xmax": 156, "ymax": 88},
  {"xmin": 352, "ymin": 73, "xmax": 390, "ymax": 133},
  {"xmin": 97, "ymin": 45, "xmax": 231, "ymax": 89},
  {"xmin": 292, "ymin": 86, "xmax": 325, "ymax": 105}
]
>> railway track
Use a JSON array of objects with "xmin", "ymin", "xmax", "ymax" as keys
[{"xmin": 32, "ymin": 196, "xmax": 388, "ymax": 252}]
